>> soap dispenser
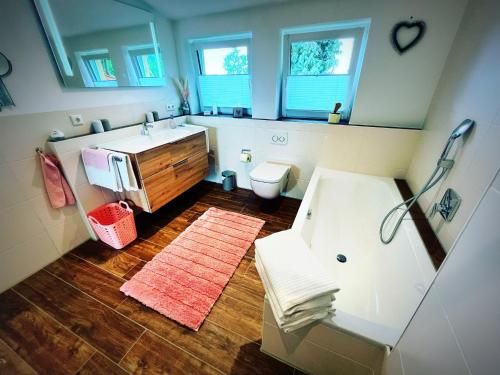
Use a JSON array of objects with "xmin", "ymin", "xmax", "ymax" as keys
[
  {"xmin": 48, "ymin": 129, "xmax": 65, "ymax": 141},
  {"xmin": 168, "ymin": 113, "xmax": 177, "ymax": 129}
]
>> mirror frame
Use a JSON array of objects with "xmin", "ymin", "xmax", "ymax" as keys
[
  {"xmin": 0, "ymin": 52, "xmax": 13, "ymax": 77},
  {"xmin": 0, "ymin": 51, "xmax": 15, "ymax": 110}
]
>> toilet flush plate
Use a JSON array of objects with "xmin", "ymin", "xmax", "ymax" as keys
[{"xmin": 271, "ymin": 132, "xmax": 288, "ymax": 145}]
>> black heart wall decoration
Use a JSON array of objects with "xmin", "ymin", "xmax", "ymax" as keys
[{"xmin": 391, "ymin": 20, "xmax": 426, "ymax": 55}]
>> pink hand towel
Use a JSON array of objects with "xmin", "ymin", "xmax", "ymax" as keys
[
  {"xmin": 81, "ymin": 148, "xmax": 111, "ymax": 170},
  {"xmin": 39, "ymin": 152, "xmax": 76, "ymax": 209}
]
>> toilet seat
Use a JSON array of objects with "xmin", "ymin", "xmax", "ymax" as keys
[{"xmin": 250, "ymin": 162, "xmax": 290, "ymax": 183}]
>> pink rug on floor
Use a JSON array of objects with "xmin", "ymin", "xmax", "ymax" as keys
[{"xmin": 120, "ymin": 207, "xmax": 265, "ymax": 330}]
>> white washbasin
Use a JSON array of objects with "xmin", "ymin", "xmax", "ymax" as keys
[{"xmin": 97, "ymin": 123, "xmax": 207, "ymax": 154}]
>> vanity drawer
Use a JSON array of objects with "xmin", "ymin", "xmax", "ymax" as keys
[
  {"xmin": 143, "ymin": 151, "xmax": 209, "ymax": 212},
  {"xmin": 136, "ymin": 132, "xmax": 206, "ymax": 179}
]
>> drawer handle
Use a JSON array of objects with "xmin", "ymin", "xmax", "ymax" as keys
[{"xmin": 172, "ymin": 158, "xmax": 188, "ymax": 168}]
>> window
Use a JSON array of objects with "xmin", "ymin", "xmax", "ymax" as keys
[
  {"xmin": 85, "ymin": 55, "xmax": 116, "ymax": 83},
  {"xmin": 127, "ymin": 45, "xmax": 165, "ymax": 86},
  {"xmin": 282, "ymin": 23, "xmax": 369, "ymax": 120},
  {"xmin": 192, "ymin": 36, "xmax": 252, "ymax": 114},
  {"xmin": 76, "ymin": 49, "xmax": 117, "ymax": 88}
]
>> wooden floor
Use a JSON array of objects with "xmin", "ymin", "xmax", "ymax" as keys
[{"xmin": 0, "ymin": 181, "xmax": 303, "ymax": 375}]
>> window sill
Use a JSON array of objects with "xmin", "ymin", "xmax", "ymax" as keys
[
  {"xmin": 189, "ymin": 114, "xmax": 421, "ymax": 131},
  {"xmin": 48, "ymin": 113, "xmax": 188, "ymax": 142},
  {"xmin": 191, "ymin": 113, "xmax": 345, "ymax": 124},
  {"xmin": 278, "ymin": 117, "xmax": 350, "ymax": 125},
  {"xmin": 191, "ymin": 112, "xmax": 253, "ymax": 119}
]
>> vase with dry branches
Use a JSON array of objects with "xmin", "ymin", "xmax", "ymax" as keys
[{"xmin": 173, "ymin": 77, "xmax": 191, "ymax": 115}]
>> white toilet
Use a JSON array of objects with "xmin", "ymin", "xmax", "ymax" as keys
[{"xmin": 249, "ymin": 162, "xmax": 291, "ymax": 199}]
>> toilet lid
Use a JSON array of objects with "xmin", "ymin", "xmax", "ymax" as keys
[{"xmin": 250, "ymin": 162, "xmax": 290, "ymax": 183}]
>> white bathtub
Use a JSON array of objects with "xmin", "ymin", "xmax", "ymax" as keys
[{"xmin": 261, "ymin": 168, "xmax": 436, "ymax": 374}]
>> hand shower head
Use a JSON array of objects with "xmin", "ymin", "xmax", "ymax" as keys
[
  {"xmin": 450, "ymin": 119, "xmax": 475, "ymax": 139},
  {"xmin": 440, "ymin": 119, "xmax": 475, "ymax": 161}
]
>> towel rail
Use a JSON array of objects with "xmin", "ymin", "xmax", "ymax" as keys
[{"xmin": 86, "ymin": 145, "xmax": 123, "ymax": 162}]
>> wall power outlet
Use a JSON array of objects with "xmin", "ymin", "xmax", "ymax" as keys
[{"xmin": 69, "ymin": 114, "xmax": 84, "ymax": 126}]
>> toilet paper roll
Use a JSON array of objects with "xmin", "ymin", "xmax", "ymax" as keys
[
  {"xmin": 146, "ymin": 112, "xmax": 154, "ymax": 123},
  {"xmin": 91, "ymin": 120, "xmax": 104, "ymax": 134},
  {"xmin": 101, "ymin": 119, "xmax": 112, "ymax": 131},
  {"xmin": 240, "ymin": 152, "xmax": 251, "ymax": 163}
]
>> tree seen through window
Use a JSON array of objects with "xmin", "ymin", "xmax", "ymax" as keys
[{"xmin": 290, "ymin": 39, "xmax": 343, "ymax": 75}]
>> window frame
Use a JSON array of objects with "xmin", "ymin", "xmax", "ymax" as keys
[
  {"xmin": 191, "ymin": 36, "xmax": 252, "ymax": 114},
  {"xmin": 75, "ymin": 49, "xmax": 118, "ymax": 88},
  {"xmin": 83, "ymin": 54, "xmax": 115, "ymax": 82},
  {"xmin": 129, "ymin": 48, "xmax": 159, "ymax": 78},
  {"xmin": 282, "ymin": 26, "xmax": 366, "ymax": 121}
]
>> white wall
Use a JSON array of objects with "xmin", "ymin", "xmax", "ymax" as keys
[
  {"xmin": 406, "ymin": 0, "xmax": 500, "ymax": 250},
  {"xmin": 0, "ymin": 0, "xmax": 181, "ymax": 292},
  {"xmin": 174, "ymin": 0, "xmax": 466, "ymax": 128},
  {"xmin": 384, "ymin": 0, "xmax": 500, "ymax": 373},
  {"xmin": 383, "ymin": 169, "xmax": 500, "ymax": 375},
  {"xmin": 189, "ymin": 116, "xmax": 421, "ymax": 198}
]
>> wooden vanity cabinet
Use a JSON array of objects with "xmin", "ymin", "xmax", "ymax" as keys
[{"xmin": 129, "ymin": 132, "xmax": 208, "ymax": 212}]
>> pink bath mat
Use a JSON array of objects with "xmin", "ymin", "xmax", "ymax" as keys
[{"xmin": 120, "ymin": 207, "xmax": 265, "ymax": 330}]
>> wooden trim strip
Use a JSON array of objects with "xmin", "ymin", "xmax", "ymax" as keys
[{"xmin": 394, "ymin": 179, "xmax": 446, "ymax": 269}]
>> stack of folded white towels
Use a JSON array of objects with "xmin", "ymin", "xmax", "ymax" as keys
[{"xmin": 255, "ymin": 230, "xmax": 340, "ymax": 332}]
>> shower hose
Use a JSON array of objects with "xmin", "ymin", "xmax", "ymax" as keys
[
  {"xmin": 379, "ymin": 164, "xmax": 448, "ymax": 244},
  {"xmin": 379, "ymin": 119, "xmax": 474, "ymax": 244}
]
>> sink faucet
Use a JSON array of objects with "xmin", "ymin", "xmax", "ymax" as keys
[{"xmin": 142, "ymin": 122, "xmax": 154, "ymax": 135}]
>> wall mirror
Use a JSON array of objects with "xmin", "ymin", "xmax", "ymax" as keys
[{"xmin": 34, "ymin": 0, "xmax": 165, "ymax": 88}]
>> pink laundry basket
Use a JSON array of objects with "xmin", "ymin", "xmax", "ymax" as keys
[{"xmin": 87, "ymin": 201, "xmax": 137, "ymax": 249}]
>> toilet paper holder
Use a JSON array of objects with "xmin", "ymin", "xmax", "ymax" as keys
[{"xmin": 240, "ymin": 149, "xmax": 252, "ymax": 163}]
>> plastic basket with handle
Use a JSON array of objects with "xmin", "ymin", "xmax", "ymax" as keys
[{"xmin": 87, "ymin": 201, "xmax": 137, "ymax": 249}]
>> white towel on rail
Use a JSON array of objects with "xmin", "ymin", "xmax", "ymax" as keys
[
  {"xmin": 113, "ymin": 152, "xmax": 138, "ymax": 191},
  {"xmin": 255, "ymin": 229, "xmax": 340, "ymax": 332},
  {"xmin": 82, "ymin": 148, "xmax": 138, "ymax": 192},
  {"xmin": 82, "ymin": 148, "xmax": 122, "ymax": 191}
]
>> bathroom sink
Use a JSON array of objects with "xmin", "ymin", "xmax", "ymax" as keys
[{"xmin": 97, "ymin": 124, "xmax": 207, "ymax": 154}]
